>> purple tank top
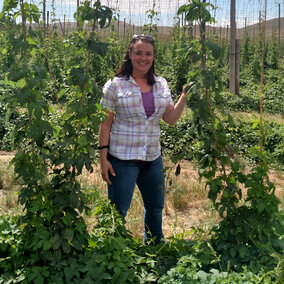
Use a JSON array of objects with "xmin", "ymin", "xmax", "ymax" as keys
[{"xmin": 141, "ymin": 89, "xmax": 155, "ymax": 118}]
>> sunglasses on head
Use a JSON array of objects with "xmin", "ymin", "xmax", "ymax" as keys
[{"xmin": 131, "ymin": 34, "xmax": 154, "ymax": 42}]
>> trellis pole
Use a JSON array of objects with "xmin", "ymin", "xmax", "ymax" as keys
[
  {"xmin": 117, "ymin": 15, "xmax": 120, "ymax": 40},
  {"xmin": 260, "ymin": 0, "xmax": 267, "ymax": 151},
  {"xmin": 124, "ymin": 18, "xmax": 126, "ymax": 38},
  {"xmin": 229, "ymin": 0, "xmax": 240, "ymax": 95},
  {"xmin": 77, "ymin": 0, "xmax": 80, "ymax": 29},
  {"xmin": 43, "ymin": 0, "xmax": 46, "ymax": 37},
  {"xmin": 47, "ymin": 11, "xmax": 49, "ymax": 29},
  {"xmin": 279, "ymin": 4, "xmax": 281, "ymax": 58}
]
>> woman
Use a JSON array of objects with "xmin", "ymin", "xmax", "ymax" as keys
[{"xmin": 99, "ymin": 34, "xmax": 191, "ymax": 244}]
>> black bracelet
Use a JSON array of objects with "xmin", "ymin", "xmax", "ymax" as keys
[{"xmin": 98, "ymin": 145, "xmax": 110, "ymax": 150}]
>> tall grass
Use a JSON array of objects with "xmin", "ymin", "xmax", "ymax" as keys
[
  {"xmin": 0, "ymin": 156, "xmax": 283, "ymax": 242},
  {"xmin": 0, "ymin": 161, "xmax": 20, "ymax": 214}
]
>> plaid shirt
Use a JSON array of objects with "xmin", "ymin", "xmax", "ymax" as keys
[{"xmin": 101, "ymin": 75, "xmax": 174, "ymax": 161}]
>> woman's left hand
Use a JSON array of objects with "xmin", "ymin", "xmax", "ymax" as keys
[{"xmin": 182, "ymin": 81, "xmax": 195, "ymax": 99}]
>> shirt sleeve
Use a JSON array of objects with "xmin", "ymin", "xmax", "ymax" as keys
[
  {"xmin": 100, "ymin": 79, "xmax": 116, "ymax": 112},
  {"xmin": 161, "ymin": 77, "xmax": 174, "ymax": 106}
]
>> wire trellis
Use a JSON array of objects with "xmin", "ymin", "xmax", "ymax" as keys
[{"xmin": 0, "ymin": 0, "xmax": 283, "ymax": 39}]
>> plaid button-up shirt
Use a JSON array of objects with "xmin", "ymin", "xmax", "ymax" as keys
[{"xmin": 101, "ymin": 75, "xmax": 174, "ymax": 161}]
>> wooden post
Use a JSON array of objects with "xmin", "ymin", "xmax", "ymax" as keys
[
  {"xmin": 63, "ymin": 14, "xmax": 66, "ymax": 37},
  {"xmin": 279, "ymin": 4, "xmax": 281, "ymax": 58},
  {"xmin": 190, "ymin": 21, "xmax": 193, "ymax": 38},
  {"xmin": 260, "ymin": 0, "xmax": 267, "ymax": 151},
  {"xmin": 77, "ymin": 0, "xmax": 80, "ymax": 29},
  {"xmin": 117, "ymin": 15, "xmax": 120, "ymax": 40},
  {"xmin": 200, "ymin": 0, "xmax": 206, "ymax": 69},
  {"xmin": 59, "ymin": 18, "xmax": 64, "ymax": 36},
  {"xmin": 229, "ymin": 0, "xmax": 239, "ymax": 94},
  {"xmin": 43, "ymin": 0, "xmax": 46, "ymax": 37},
  {"xmin": 244, "ymin": 17, "xmax": 247, "ymax": 39},
  {"xmin": 226, "ymin": 25, "xmax": 229, "ymax": 41},
  {"xmin": 20, "ymin": 0, "xmax": 27, "ymax": 36},
  {"xmin": 235, "ymin": 39, "xmax": 240, "ymax": 95},
  {"xmin": 213, "ymin": 0, "xmax": 217, "ymax": 36},
  {"xmin": 259, "ymin": 11, "xmax": 262, "ymax": 37},
  {"xmin": 124, "ymin": 18, "xmax": 126, "ymax": 38}
]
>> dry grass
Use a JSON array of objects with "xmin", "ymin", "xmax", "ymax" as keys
[
  {"xmin": 0, "ymin": 153, "xmax": 21, "ymax": 215},
  {"xmin": 232, "ymin": 111, "xmax": 284, "ymax": 124},
  {"xmin": 161, "ymin": 159, "xmax": 221, "ymax": 240},
  {"xmin": 123, "ymin": 158, "xmax": 221, "ymax": 241},
  {"xmin": 0, "ymin": 151, "xmax": 283, "ymax": 243},
  {"xmin": 79, "ymin": 157, "xmax": 220, "ymax": 241},
  {"xmin": 268, "ymin": 168, "xmax": 284, "ymax": 208}
]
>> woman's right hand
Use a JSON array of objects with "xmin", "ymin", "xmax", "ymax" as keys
[
  {"xmin": 98, "ymin": 111, "xmax": 115, "ymax": 185},
  {"xmin": 100, "ymin": 159, "xmax": 116, "ymax": 185}
]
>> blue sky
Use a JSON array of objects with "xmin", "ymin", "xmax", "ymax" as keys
[{"xmin": 0, "ymin": 0, "xmax": 283, "ymax": 28}]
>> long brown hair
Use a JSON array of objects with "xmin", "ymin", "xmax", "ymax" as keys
[{"xmin": 115, "ymin": 35, "xmax": 157, "ymax": 86}]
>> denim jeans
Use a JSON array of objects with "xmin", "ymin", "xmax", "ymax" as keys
[{"xmin": 107, "ymin": 154, "xmax": 165, "ymax": 244}]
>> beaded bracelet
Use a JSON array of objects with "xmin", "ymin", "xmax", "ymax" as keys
[{"xmin": 98, "ymin": 145, "xmax": 110, "ymax": 150}]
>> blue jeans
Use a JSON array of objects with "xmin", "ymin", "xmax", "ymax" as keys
[{"xmin": 107, "ymin": 154, "xmax": 165, "ymax": 244}]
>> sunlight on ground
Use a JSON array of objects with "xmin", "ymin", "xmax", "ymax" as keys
[{"xmin": 0, "ymin": 152, "xmax": 283, "ymax": 243}]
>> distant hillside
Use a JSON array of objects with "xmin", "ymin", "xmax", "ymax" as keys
[
  {"xmin": 28, "ymin": 17, "xmax": 284, "ymax": 41},
  {"xmin": 237, "ymin": 17, "xmax": 284, "ymax": 39},
  {"xmin": 101, "ymin": 17, "xmax": 284, "ymax": 40}
]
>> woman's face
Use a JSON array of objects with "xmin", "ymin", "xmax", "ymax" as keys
[{"xmin": 129, "ymin": 40, "xmax": 155, "ymax": 76}]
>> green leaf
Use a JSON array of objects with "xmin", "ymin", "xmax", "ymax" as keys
[
  {"xmin": 98, "ymin": 6, "xmax": 113, "ymax": 28},
  {"xmin": 170, "ymin": 152, "xmax": 184, "ymax": 164},
  {"xmin": 33, "ymin": 65, "xmax": 47, "ymax": 80},
  {"xmin": 87, "ymin": 39, "xmax": 108, "ymax": 55},
  {"xmin": 8, "ymin": 67, "xmax": 29, "ymax": 81},
  {"xmin": 62, "ymin": 214, "xmax": 73, "ymax": 226},
  {"xmin": 184, "ymin": 7, "xmax": 199, "ymax": 22},
  {"xmin": 239, "ymin": 246, "xmax": 249, "ymax": 260},
  {"xmin": 177, "ymin": 4, "xmax": 190, "ymax": 15},
  {"xmin": 17, "ymin": 78, "xmax": 26, "ymax": 88},
  {"xmin": 28, "ymin": 119, "xmax": 54, "ymax": 147},
  {"xmin": 206, "ymin": 39, "xmax": 222, "ymax": 59},
  {"xmin": 52, "ymin": 234, "xmax": 62, "ymax": 250},
  {"xmin": 1, "ymin": 0, "xmax": 18, "ymax": 14},
  {"xmin": 62, "ymin": 240, "xmax": 70, "ymax": 254},
  {"xmin": 34, "ymin": 275, "xmax": 44, "ymax": 284},
  {"xmin": 64, "ymin": 228, "xmax": 74, "ymax": 242},
  {"xmin": 43, "ymin": 240, "xmax": 52, "ymax": 251},
  {"xmin": 201, "ymin": 70, "xmax": 215, "ymax": 89},
  {"xmin": 70, "ymin": 67, "xmax": 89, "ymax": 86},
  {"xmin": 58, "ymin": 89, "xmax": 66, "ymax": 99}
]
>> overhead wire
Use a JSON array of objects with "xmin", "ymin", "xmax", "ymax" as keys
[{"xmin": 0, "ymin": 0, "xmax": 283, "ymax": 34}]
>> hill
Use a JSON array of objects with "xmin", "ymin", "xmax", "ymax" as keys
[{"xmin": 27, "ymin": 17, "xmax": 284, "ymax": 41}]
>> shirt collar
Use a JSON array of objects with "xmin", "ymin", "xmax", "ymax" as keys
[{"xmin": 127, "ymin": 74, "xmax": 162, "ymax": 85}]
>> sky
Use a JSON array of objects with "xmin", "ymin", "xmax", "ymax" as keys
[{"xmin": 0, "ymin": 0, "xmax": 283, "ymax": 28}]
